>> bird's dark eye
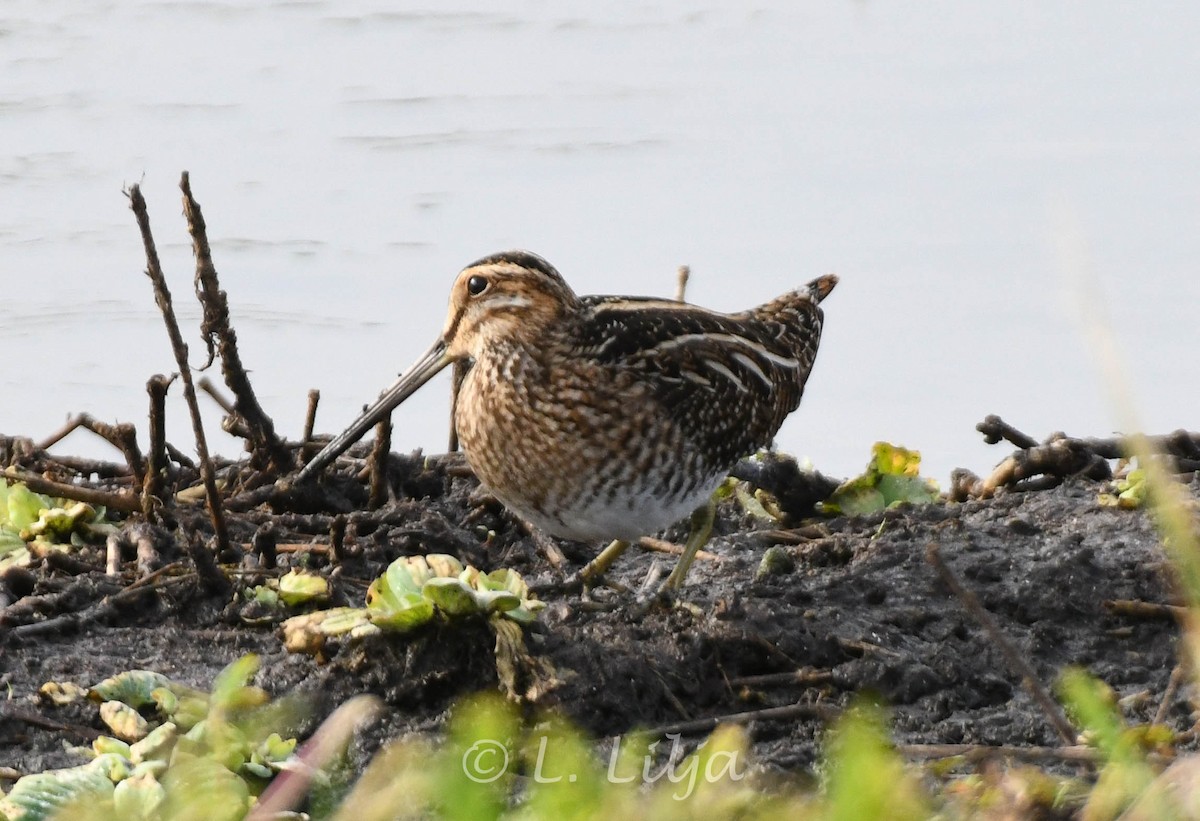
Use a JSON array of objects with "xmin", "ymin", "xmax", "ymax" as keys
[{"xmin": 467, "ymin": 275, "xmax": 489, "ymax": 296}]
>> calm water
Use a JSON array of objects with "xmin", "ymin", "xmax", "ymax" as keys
[{"xmin": 2, "ymin": 2, "xmax": 1198, "ymax": 484}]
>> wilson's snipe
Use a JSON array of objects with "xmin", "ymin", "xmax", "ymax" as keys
[{"xmin": 297, "ymin": 251, "xmax": 836, "ymax": 590}]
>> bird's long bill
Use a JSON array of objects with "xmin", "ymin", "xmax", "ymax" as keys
[{"xmin": 296, "ymin": 339, "xmax": 453, "ymax": 482}]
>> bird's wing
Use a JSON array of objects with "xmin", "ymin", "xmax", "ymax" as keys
[{"xmin": 574, "ymin": 286, "xmax": 827, "ymax": 464}]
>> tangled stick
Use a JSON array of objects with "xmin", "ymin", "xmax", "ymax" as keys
[
  {"xmin": 127, "ymin": 183, "xmax": 232, "ymax": 556},
  {"xmin": 182, "ymin": 173, "xmax": 294, "ymax": 474},
  {"xmin": 955, "ymin": 414, "xmax": 1200, "ymax": 500}
]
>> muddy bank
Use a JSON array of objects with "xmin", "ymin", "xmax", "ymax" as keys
[{"xmin": 1, "ymin": 448, "xmax": 1189, "ymax": 780}]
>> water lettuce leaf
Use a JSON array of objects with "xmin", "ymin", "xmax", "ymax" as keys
[{"xmin": 821, "ymin": 442, "xmax": 940, "ymax": 516}]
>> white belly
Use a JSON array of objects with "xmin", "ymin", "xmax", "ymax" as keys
[{"xmin": 494, "ymin": 470, "xmax": 723, "ymax": 543}]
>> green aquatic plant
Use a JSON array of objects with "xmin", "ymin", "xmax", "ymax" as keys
[
  {"xmin": 0, "ymin": 478, "xmax": 117, "ymax": 572},
  {"xmin": 3, "ymin": 656, "xmax": 301, "ymax": 821},
  {"xmin": 246, "ymin": 567, "xmax": 331, "ymax": 610},
  {"xmin": 1098, "ymin": 466, "xmax": 1149, "ymax": 509},
  {"xmin": 819, "ymin": 443, "xmax": 940, "ymax": 517},
  {"xmin": 279, "ymin": 555, "xmax": 549, "ymax": 700},
  {"xmin": 280, "ymin": 554, "xmax": 544, "ymax": 653}
]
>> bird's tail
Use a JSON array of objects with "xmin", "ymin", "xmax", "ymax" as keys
[{"xmin": 807, "ymin": 274, "xmax": 838, "ymax": 303}]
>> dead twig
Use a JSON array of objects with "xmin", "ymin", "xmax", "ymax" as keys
[
  {"xmin": 181, "ymin": 171, "xmax": 293, "ymax": 474},
  {"xmin": 640, "ymin": 700, "xmax": 835, "ymax": 739},
  {"xmin": 835, "ymin": 636, "xmax": 902, "ymax": 658},
  {"xmin": 898, "ymin": 742, "xmax": 1102, "ymax": 763},
  {"xmin": 926, "ymin": 542, "xmax": 1077, "ymax": 745},
  {"xmin": 127, "ymin": 182, "xmax": 231, "ymax": 557},
  {"xmin": 36, "ymin": 414, "xmax": 145, "ymax": 487},
  {"xmin": 165, "ymin": 443, "xmax": 196, "ymax": 471},
  {"xmin": 901, "ymin": 742, "xmax": 1173, "ymax": 768},
  {"xmin": 2, "ymin": 467, "xmax": 140, "ymax": 513},
  {"xmin": 119, "ymin": 561, "xmax": 188, "ymax": 594},
  {"xmin": 35, "ymin": 418, "xmax": 80, "ymax": 452},
  {"xmin": 727, "ymin": 669, "xmax": 834, "ymax": 689},
  {"xmin": 972, "ymin": 415, "xmax": 1200, "ymax": 498},
  {"xmin": 1154, "ymin": 664, "xmax": 1185, "ymax": 727},
  {"xmin": 0, "ymin": 704, "xmax": 101, "ymax": 742},
  {"xmin": 198, "ymin": 375, "xmax": 236, "ymax": 415},
  {"xmin": 43, "ymin": 551, "xmax": 101, "ymax": 576},
  {"xmin": 976, "ymin": 414, "xmax": 1039, "ymax": 449},
  {"xmin": 977, "ymin": 437, "xmax": 1109, "ymax": 498},
  {"xmin": 650, "ymin": 659, "xmax": 692, "ymax": 720},
  {"xmin": 1104, "ymin": 599, "xmax": 1187, "ymax": 620},
  {"xmin": 8, "ymin": 572, "xmax": 197, "ymax": 640},
  {"xmin": 637, "ymin": 535, "xmax": 720, "ymax": 562},
  {"xmin": 754, "ymin": 525, "xmax": 829, "ymax": 545},
  {"xmin": 529, "ymin": 528, "xmax": 567, "ymax": 571},
  {"xmin": 36, "ymin": 455, "xmax": 132, "ymax": 480}
]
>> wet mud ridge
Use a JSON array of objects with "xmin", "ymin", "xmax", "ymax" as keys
[{"xmin": 1, "ymin": 445, "xmax": 1192, "ymax": 778}]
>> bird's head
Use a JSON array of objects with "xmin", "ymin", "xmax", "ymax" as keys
[{"xmin": 440, "ymin": 250, "xmax": 580, "ymax": 359}]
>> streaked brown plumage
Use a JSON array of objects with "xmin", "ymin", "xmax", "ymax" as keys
[{"xmin": 298, "ymin": 251, "xmax": 836, "ymax": 574}]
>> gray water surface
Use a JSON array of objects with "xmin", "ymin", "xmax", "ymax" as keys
[{"xmin": 3, "ymin": 2, "xmax": 1198, "ymax": 484}]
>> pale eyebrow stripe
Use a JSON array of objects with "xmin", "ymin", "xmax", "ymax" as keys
[{"xmin": 483, "ymin": 294, "xmax": 533, "ymax": 310}]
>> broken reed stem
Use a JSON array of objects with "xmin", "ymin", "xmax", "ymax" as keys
[
  {"xmin": 180, "ymin": 171, "xmax": 293, "ymax": 474},
  {"xmin": 252, "ymin": 522, "xmax": 278, "ymax": 570},
  {"xmin": 674, "ymin": 264, "xmax": 690, "ymax": 302},
  {"xmin": 329, "ymin": 514, "xmax": 347, "ymax": 564},
  {"xmin": 142, "ymin": 374, "xmax": 172, "ymax": 519},
  {"xmin": 3, "ymin": 467, "xmax": 141, "ymax": 514},
  {"xmin": 368, "ymin": 418, "xmax": 391, "ymax": 510},
  {"xmin": 127, "ymin": 183, "xmax": 232, "ymax": 557},
  {"xmin": 926, "ymin": 542, "xmax": 1077, "ymax": 746},
  {"xmin": 185, "ymin": 532, "xmax": 230, "ymax": 596},
  {"xmin": 303, "ymin": 389, "xmax": 320, "ymax": 446}
]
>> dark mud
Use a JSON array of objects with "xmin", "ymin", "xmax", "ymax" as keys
[{"xmin": 1, "ymin": 453, "xmax": 1190, "ymax": 781}]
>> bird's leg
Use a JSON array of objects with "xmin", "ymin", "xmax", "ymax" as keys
[
  {"xmin": 578, "ymin": 539, "xmax": 631, "ymax": 586},
  {"xmin": 663, "ymin": 498, "xmax": 716, "ymax": 591}
]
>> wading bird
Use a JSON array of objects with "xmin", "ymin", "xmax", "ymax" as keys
[{"xmin": 297, "ymin": 251, "xmax": 836, "ymax": 593}]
